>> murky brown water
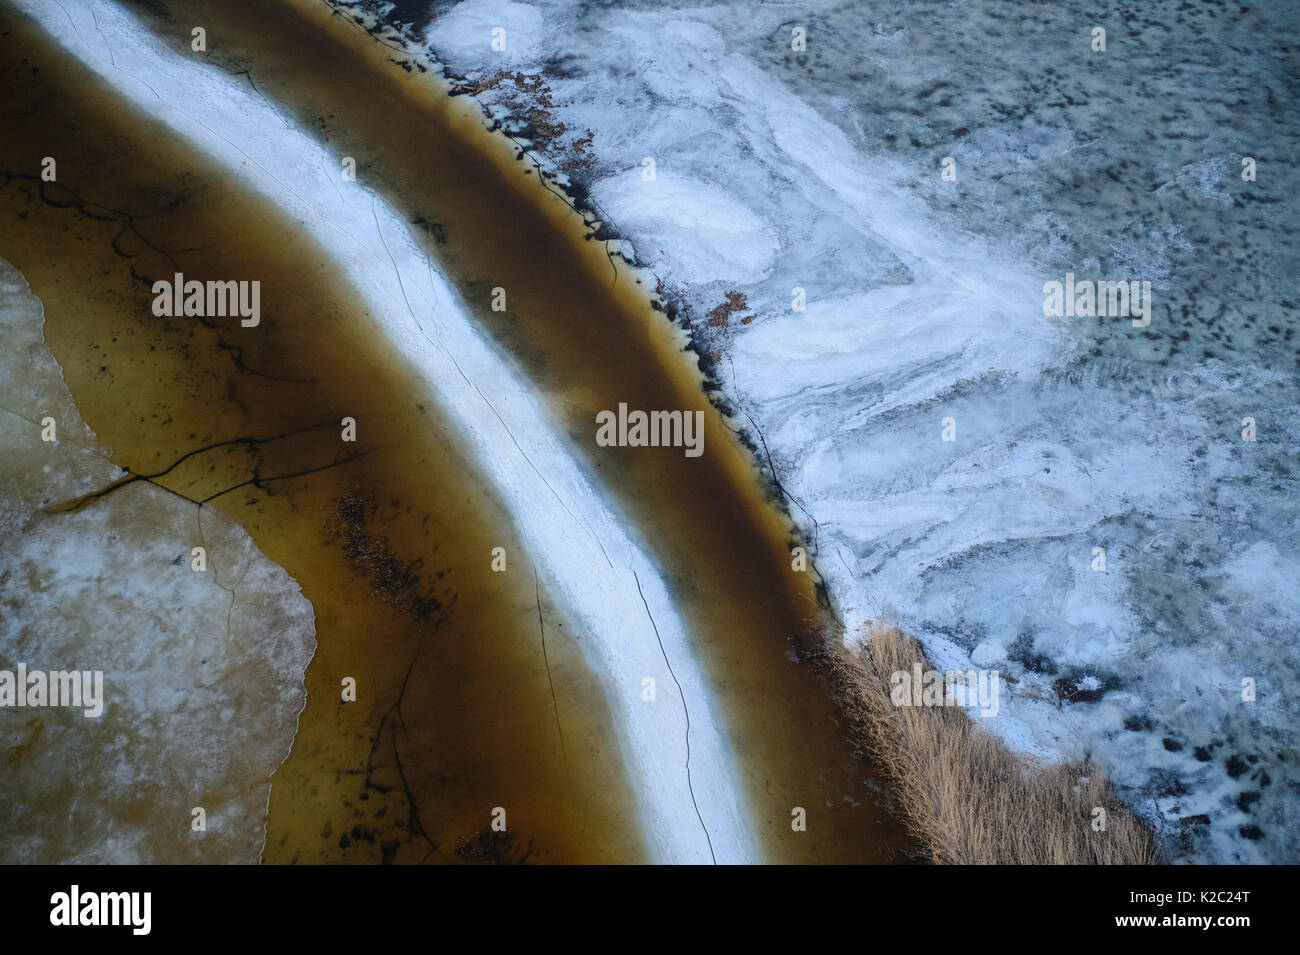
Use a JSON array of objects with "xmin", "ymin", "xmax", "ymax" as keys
[
  {"xmin": 0, "ymin": 6, "xmax": 643, "ymax": 864},
  {"xmin": 1, "ymin": 0, "xmax": 913, "ymax": 862}
]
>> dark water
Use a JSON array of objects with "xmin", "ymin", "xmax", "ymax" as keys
[
  {"xmin": 366, "ymin": 0, "xmax": 1300, "ymax": 860},
  {"xmin": 0, "ymin": 0, "xmax": 914, "ymax": 862},
  {"xmin": 0, "ymin": 6, "xmax": 644, "ymax": 863}
]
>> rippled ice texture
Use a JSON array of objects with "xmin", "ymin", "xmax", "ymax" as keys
[{"xmin": 372, "ymin": 0, "xmax": 1300, "ymax": 862}]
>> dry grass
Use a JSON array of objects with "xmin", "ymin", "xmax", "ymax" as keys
[{"xmin": 827, "ymin": 622, "xmax": 1162, "ymax": 864}]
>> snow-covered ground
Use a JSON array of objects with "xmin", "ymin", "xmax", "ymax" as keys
[
  {"xmin": 394, "ymin": 0, "xmax": 1300, "ymax": 862},
  {"xmin": 20, "ymin": 0, "xmax": 760, "ymax": 863}
]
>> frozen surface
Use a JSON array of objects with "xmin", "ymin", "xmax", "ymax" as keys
[
  {"xmin": 20, "ymin": 0, "xmax": 760, "ymax": 863},
  {"xmin": 405, "ymin": 0, "xmax": 1300, "ymax": 862},
  {"xmin": 0, "ymin": 259, "xmax": 316, "ymax": 863}
]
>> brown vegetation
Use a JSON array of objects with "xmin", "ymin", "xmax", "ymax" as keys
[{"xmin": 827, "ymin": 622, "xmax": 1163, "ymax": 864}]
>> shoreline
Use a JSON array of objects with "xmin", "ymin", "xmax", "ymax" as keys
[
  {"xmin": 1, "ymin": 2, "xmax": 646, "ymax": 863},
  {"xmin": 149, "ymin": 0, "xmax": 912, "ymax": 862},
  {"xmin": 6, "ymin": 0, "xmax": 912, "ymax": 862}
]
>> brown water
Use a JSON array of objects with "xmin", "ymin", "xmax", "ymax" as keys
[
  {"xmin": 0, "ymin": 7, "xmax": 643, "ymax": 864},
  {"xmin": 1, "ymin": 0, "xmax": 913, "ymax": 862}
]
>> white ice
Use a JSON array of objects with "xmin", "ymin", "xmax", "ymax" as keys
[{"xmin": 19, "ymin": 0, "xmax": 759, "ymax": 863}]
